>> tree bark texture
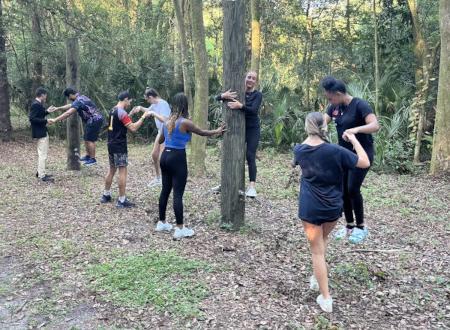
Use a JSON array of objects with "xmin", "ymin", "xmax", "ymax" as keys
[
  {"xmin": 220, "ymin": 0, "xmax": 246, "ymax": 229},
  {"xmin": 189, "ymin": 0, "xmax": 209, "ymax": 176},
  {"xmin": 66, "ymin": 37, "xmax": 81, "ymax": 171},
  {"xmin": 0, "ymin": 0, "xmax": 12, "ymax": 142},
  {"xmin": 430, "ymin": 0, "xmax": 450, "ymax": 174}
]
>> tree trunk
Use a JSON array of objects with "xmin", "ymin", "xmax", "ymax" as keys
[
  {"xmin": 430, "ymin": 0, "xmax": 450, "ymax": 174},
  {"xmin": 250, "ymin": 0, "xmax": 261, "ymax": 76},
  {"xmin": 31, "ymin": 2, "xmax": 43, "ymax": 97},
  {"xmin": 407, "ymin": 0, "xmax": 430, "ymax": 164},
  {"xmin": 0, "ymin": 0, "xmax": 12, "ymax": 141},
  {"xmin": 373, "ymin": 0, "xmax": 380, "ymax": 116},
  {"xmin": 66, "ymin": 37, "xmax": 81, "ymax": 171},
  {"xmin": 173, "ymin": 0, "xmax": 193, "ymax": 112},
  {"xmin": 220, "ymin": 0, "xmax": 246, "ymax": 229},
  {"xmin": 189, "ymin": 0, "xmax": 208, "ymax": 176}
]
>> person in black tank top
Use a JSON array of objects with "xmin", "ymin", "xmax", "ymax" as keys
[
  {"xmin": 293, "ymin": 112, "xmax": 370, "ymax": 312},
  {"xmin": 99, "ymin": 91, "xmax": 153, "ymax": 208},
  {"xmin": 215, "ymin": 71, "xmax": 263, "ymax": 197},
  {"xmin": 322, "ymin": 76, "xmax": 380, "ymax": 244}
]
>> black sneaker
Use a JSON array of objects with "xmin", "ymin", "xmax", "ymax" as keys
[
  {"xmin": 116, "ymin": 198, "xmax": 135, "ymax": 208},
  {"xmin": 41, "ymin": 175, "xmax": 54, "ymax": 182},
  {"xmin": 100, "ymin": 194, "xmax": 112, "ymax": 203},
  {"xmin": 36, "ymin": 172, "xmax": 53, "ymax": 178}
]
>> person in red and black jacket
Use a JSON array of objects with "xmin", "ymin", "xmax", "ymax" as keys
[
  {"xmin": 29, "ymin": 87, "xmax": 56, "ymax": 182},
  {"xmin": 99, "ymin": 91, "xmax": 153, "ymax": 208}
]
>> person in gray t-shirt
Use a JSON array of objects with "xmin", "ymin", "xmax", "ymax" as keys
[{"xmin": 131, "ymin": 88, "xmax": 171, "ymax": 188}]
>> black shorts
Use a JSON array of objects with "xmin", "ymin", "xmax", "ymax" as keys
[
  {"xmin": 108, "ymin": 152, "xmax": 128, "ymax": 168},
  {"xmin": 84, "ymin": 118, "xmax": 103, "ymax": 142}
]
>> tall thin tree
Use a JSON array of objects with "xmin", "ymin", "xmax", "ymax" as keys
[
  {"xmin": 430, "ymin": 0, "xmax": 450, "ymax": 175},
  {"xmin": 0, "ymin": 0, "xmax": 12, "ymax": 141},
  {"xmin": 250, "ymin": 0, "xmax": 261, "ymax": 76},
  {"xmin": 66, "ymin": 37, "xmax": 80, "ymax": 170},
  {"xmin": 373, "ymin": 0, "xmax": 380, "ymax": 116},
  {"xmin": 189, "ymin": 0, "xmax": 209, "ymax": 175},
  {"xmin": 221, "ymin": 0, "xmax": 246, "ymax": 229},
  {"xmin": 30, "ymin": 1, "xmax": 43, "ymax": 96},
  {"xmin": 173, "ymin": 0, "xmax": 193, "ymax": 112}
]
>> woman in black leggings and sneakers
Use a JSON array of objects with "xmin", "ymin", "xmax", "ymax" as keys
[
  {"xmin": 216, "ymin": 71, "xmax": 263, "ymax": 197},
  {"xmin": 154, "ymin": 93, "xmax": 225, "ymax": 239},
  {"xmin": 322, "ymin": 76, "xmax": 380, "ymax": 244}
]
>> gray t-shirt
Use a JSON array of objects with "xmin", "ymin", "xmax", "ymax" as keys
[{"xmin": 147, "ymin": 99, "xmax": 171, "ymax": 131}]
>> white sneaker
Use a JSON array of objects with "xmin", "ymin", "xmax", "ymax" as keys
[
  {"xmin": 310, "ymin": 275, "xmax": 319, "ymax": 291},
  {"xmin": 334, "ymin": 226, "xmax": 352, "ymax": 240},
  {"xmin": 211, "ymin": 185, "xmax": 221, "ymax": 193},
  {"xmin": 148, "ymin": 177, "xmax": 162, "ymax": 188},
  {"xmin": 155, "ymin": 221, "xmax": 173, "ymax": 232},
  {"xmin": 245, "ymin": 186, "xmax": 257, "ymax": 198},
  {"xmin": 173, "ymin": 227, "xmax": 195, "ymax": 239},
  {"xmin": 316, "ymin": 294, "xmax": 333, "ymax": 313}
]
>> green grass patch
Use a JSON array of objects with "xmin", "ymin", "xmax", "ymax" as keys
[
  {"xmin": 88, "ymin": 251, "xmax": 212, "ymax": 317},
  {"xmin": 334, "ymin": 262, "xmax": 374, "ymax": 289}
]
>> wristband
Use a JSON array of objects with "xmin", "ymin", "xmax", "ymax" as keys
[{"xmin": 140, "ymin": 115, "xmax": 146, "ymax": 120}]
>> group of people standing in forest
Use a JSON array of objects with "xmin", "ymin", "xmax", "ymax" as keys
[{"xmin": 29, "ymin": 72, "xmax": 379, "ymax": 313}]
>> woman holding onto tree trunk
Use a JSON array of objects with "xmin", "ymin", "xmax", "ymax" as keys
[{"xmin": 215, "ymin": 70, "xmax": 263, "ymax": 198}]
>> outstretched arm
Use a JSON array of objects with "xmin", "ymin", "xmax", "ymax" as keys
[
  {"xmin": 52, "ymin": 108, "xmax": 77, "ymax": 122},
  {"xmin": 47, "ymin": 104, "xmax": 72, "ymax": 113},
  {"xmin": 127, "ymin": 112, "xmax": 151, "ymax": 132},
  {"xmin": 182, "ymin": 119, "xmax": 226, "ymax": 137}
]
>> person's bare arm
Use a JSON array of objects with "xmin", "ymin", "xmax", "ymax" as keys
[
  {"xmin": 53, "ymin": 108, "xmax": 77, "ymax": 122},
  {"xmin": 127, "ymin": 112, "xmax": 150, "ymax": 132},
  {"xmin": 182, "ymin": 119, "xmax": 225, "ymax": 136},
  {"xmin": 48, "ymin": 104, "xmax": 72, "ymax": 113},
  {"xmin": 147, "ymin": 110, "xmax": 167, "ymax": 123}
]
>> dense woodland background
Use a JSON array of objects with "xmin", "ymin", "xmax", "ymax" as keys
[{"xmin": 0, "ymin": 0, "xmax": 449, "ymax": 175}]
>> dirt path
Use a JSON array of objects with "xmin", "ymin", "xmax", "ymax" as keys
[{"xmin": 0, "ymin": 138, "xmax": 449, "ymax": 329}]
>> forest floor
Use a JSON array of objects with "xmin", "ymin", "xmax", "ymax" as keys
[{"xmin": 0, "ymin": 135, "xmax": 449, "ymax": 330}]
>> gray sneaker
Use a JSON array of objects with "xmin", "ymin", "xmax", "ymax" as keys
[
  {"xmin": 155, "ymin": 221, "xmax": 173, "ymax": 232},
  {"xmin": 173, "ymin": 227, "xmax": 195, "ymax": 239},
  {"xmin": 245, "ymin": 186, "xmax": 257, "ymax": 198}
]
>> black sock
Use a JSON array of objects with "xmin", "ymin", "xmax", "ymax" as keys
[{"xmin": 346, "ymin": 223, "xmax": 355, "ymax": 229}]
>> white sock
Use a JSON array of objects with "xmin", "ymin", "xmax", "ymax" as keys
[
  {"xmin": 104, "ymin": 190, "xmax": 111, "ymax": 196},
  {"xmin": 119, "ymin": 195, "xmax": 126, "ymax": 203}
]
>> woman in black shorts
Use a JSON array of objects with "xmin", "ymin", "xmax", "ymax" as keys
[{"xmin": 293, "ymin": 112, "xmax": 370, "ymax": 312}]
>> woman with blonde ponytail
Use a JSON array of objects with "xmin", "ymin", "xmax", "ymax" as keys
[
  {"xmin": 292, "ymin": 112, "xmax": 370, "ymax": 313},
  {"xmin": 154, "ymin": 93, "xmax": 226, "ymax": 239}
]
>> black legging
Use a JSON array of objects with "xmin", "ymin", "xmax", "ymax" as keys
[
  {"xmin": 159, "ymin": 148, "xmax": 188, "ymax": 225},
  {"xmin": 246, "ymin": 125, "xmax": 260, "ymax": 182},
  {"xmin": 343, "ymin": 153, "xmax": 374, "ymax": 226}
]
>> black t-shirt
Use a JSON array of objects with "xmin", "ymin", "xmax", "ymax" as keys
[
  {"xmin": 326, "ymin": 97, "xmax": 374, "ymax": 154},
  {"xmin": 107, "ymin": 107, "xmax": 131, "ymax": 154},
  {"xmin": 29, "ymin": 100, "xmax": 48, "ymax": 139},
  {"xmin": 294, "ymin": 143, "xmax": 358, "ymax": 224}
]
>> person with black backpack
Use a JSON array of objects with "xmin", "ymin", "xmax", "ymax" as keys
[{"xmin": 49, "ymin": 88, "xmax": 104, "ymax": 166}]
